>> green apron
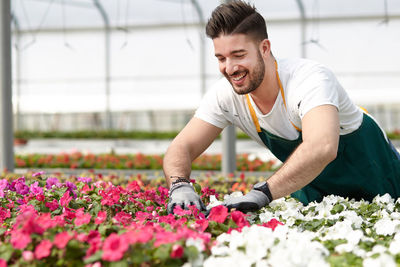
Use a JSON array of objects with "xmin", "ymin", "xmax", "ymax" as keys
[{"xmin": 245, "ymin": 61, "xmax": 400, "ymax": 205}]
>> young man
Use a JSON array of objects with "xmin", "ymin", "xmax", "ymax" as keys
[{"xmin": 164, "ymin": 1, "xmax": 400, "ymax": 214}]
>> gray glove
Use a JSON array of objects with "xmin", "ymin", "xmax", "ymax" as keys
[
  {"xmin": 167, "ymin": 183, "xmax": 206, "ymax": 214},
  {"xmin": 223, "ymin": 181, "xmax": 271, "ymax": 213}
]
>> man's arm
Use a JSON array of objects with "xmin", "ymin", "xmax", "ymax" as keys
[
  {"xmin": 163, "ymin": 117, "xmax": 223, "ymax": 188},
  {"xmin": 267, "ymin": 104, "xmax": 340, "ymax": 199}
]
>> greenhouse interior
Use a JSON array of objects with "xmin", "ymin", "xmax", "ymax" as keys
[{"xmin": 1, "ymin": 1, "xmax": 400, "ymax": 266}]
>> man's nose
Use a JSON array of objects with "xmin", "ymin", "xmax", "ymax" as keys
[{"xmin": 225, "ymin": 59, "xmax": 238, "ymax": 76}]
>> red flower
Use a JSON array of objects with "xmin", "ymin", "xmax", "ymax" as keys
[
  {"xmin": 95, "ymin": 211, "xmax": 107, "ymax": 224},
  {"xmin": 74, "ymin": 208, "xmax": 91, "ymax": 226},
  {"xmin": 54, "ymin": 232, "xmax": 72, "ymax": 249},
  {"xmin": 101, "ymin": 233, "xmax": 129, "ymax": 262},
  {"xmin": 45, "ymin": 199, "xmax": 59, "ymax": 211},
  {"xmin": 208, "ymin": 205, "xmax": 228, "ymax": 223},
  {"xmin": 113, "ymin": 211, "xmax": 133, "ymax": 226},
  {"xmin": 262, "ymin": 218, "xmax": 284, "ymax": 231},
  {"xmin": 59, "ymin": 191, "xmax": 72, "ymax": 207},
  {"xmin": 34, "ymin": 239, "xmax": 52, "ymax": 259},
  {"xmin": 173, "ymin": 205, "xmax": 192, "ymax": 216},
  {"xmin": 231, "ymin": 210, "xmax": 250, "ymax": 229},
  {"xmin": 170, "ymin": 244, "xmax": 184, "ymax": 258}
]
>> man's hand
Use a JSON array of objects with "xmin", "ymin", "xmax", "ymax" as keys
[
  {"xmin": 223, "ymin": 181, "xmax": 271, "ymax": 213},
  {"xmin": 167, "ymin": 183, "xmax": 206, "ymax": 214}
]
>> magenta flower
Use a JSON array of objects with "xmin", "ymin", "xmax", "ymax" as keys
[
  {"xmin": 29, "ymin": 181, "xmax": 43, "ymax": 195},
  {"xmin": 208, "ymin": 205, "xmax": 228, "ymax": 223},
  {"xmin": 34, "ymin": 239, "xmax": 52, "ymax": 259},
  {"xmin": 101, "ymin": 233, "xmax": 129, "ymax": 262},
  {"xmin": 46, "ymin": 177, "xmax": 62, "ymax": 189},
  {"xmin": 32, "ymin": 171, "xmax": 44, "ymax": 177},
  {"xmin": 192, "ymin": 219, "xmax": 209, "ymax": 232},
  {"xmin": 65, "ymin": 181, "xmax": 77, "ymax": 199},
  {"xmin": 12, "ymin": 178, "xmax": 29, "ymax": 195},
  {"xmin": 0, "ymin": 179, "xmax": 9, "ymax": 198},
  {"xmin": 74, "ymin": 208, "xmax": 91, "ymax": 226},
  {"xmin": 54, "ymin": 232, "xmax": 73, "ymax": 249},
  {"xmin": 77, "ymin": 177, "xmax": 92, "ymax": 183}
]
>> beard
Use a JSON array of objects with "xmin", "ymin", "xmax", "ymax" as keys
[{"xmin": 225, "ymin": 51, "xmax": 265, "ymax": 95}]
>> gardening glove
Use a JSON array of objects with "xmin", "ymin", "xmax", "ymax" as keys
[
  {"xmin": 167, "ymin": 183, "xmax": 206, "ymax": 214},
  {"xmin": 223, "ymin": 181, "xmax": 272, "ymax": 213}
]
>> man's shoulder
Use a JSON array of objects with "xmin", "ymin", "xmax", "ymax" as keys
[{"xmin": 277, "ymin": 57, "xmax": 326, "ymax": 74}]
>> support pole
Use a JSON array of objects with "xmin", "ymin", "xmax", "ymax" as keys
[
  {"xmin": 0, "ymin": 0, "xmax": 14, "ymax": 172},
  {"xmin": 93, "ymin": 0, "xmax": 112, "ymax": 129},
  {"xmin": 295, "ymin": 0, "xmax": 307, "ymax": 58},
  {"xmin": 221, "ymin": 0, "xmax": 236, "ymax": 175}
]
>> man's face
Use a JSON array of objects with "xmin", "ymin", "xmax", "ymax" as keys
[{"xmin": 213, "ymin": 34, "xmax": 265, "ymax": 95}]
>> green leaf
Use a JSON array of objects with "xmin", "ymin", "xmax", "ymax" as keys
[
  {"xmin": 184, "ymin": 245, "xmax": 199, "ymax": 260},
  {"xmin": 109, "ymin": 260, "xmax": 129, "ymax": 267},
  {"xmin": 0, "ymin": 243, "xmax": 13, "ymax": 261},
  {"xmin": 84, "ymin": 250, "xmax": 102, "ymax": 264},
  {"xmin": 193, "ymin": 183, "xmax": 202, "ymax": 195},
  {"xmin": 331, "ymin": 203, "xmax": 345, "ymax": 214},
  {"xmin": 153, "ymin": 244, "xmax": 172, "ymax": 261}
]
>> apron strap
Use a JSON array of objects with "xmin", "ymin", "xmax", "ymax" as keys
[{"xmin": 245, "ymin": 60, "xmax": 302, "ymax": 133}]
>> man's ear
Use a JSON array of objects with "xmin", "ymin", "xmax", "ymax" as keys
[{"xmin": 259, "ymin": 39, "xmax": 271, "ymax": 57}]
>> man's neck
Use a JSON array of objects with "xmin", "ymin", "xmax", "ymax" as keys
[{"xmin": 249, "ymin": 58, "xmax": 280, "ymax": 115}]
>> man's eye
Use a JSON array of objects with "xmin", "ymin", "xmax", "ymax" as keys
[
  {"xmin": 218, "ymin": 58, "xmax": 225, "ymax": 62},
  {"xmin": 236, "ymin": 54, "xmax": 245, "ymax": 58}
]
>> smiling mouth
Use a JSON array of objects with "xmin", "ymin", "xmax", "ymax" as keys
[{"xmin": 231, "ymin": 72, "xmax": 247, "ymax": 82}]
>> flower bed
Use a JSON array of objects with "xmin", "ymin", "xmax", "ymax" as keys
[
  {"xmin": 1, "ymin": 172, "xmax": 400, "ymax": 266},
  {"xmin": 15, "ymin": 152, "xmax": 278, "ymax": 172}
]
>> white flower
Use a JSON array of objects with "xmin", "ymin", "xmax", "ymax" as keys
[
  {"xmin": 186, "ymin": 237, "xmax": 205, "ymax": 252},
  {"xmin": 363, "ymin": 253, "xmax": 396, "ymax": 267},
  {"xmin": 389, "ymin": 239, "xmax": 400, "ymax": 255},
  {"xmin": 207, "ymin": 195, "xmax": 223, "ymax": 208},
  {"xmin": 373, "ymin": 193, "xmax": 394, "ymax": 205},
  {"xmin": 374, "ymin": 218, "xmax": 399, "ymax": 236}
]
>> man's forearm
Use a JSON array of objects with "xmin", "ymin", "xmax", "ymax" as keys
[
  {"xmin": 267, "ymin": 141, "xmax": 337, "ymax": 200},
  {"xmin": 163, "ymin": 143, "xmax": 193, "ymax": 188}
]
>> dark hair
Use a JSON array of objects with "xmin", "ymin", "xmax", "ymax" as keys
[{"xmin": 205, "ymin": 1, "xmax": 268, "ymax": 41}]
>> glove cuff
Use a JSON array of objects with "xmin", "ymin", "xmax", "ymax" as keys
[
  {"xmin": 169, "ymin": 183, "xmax": 194, "ymax": 197},
  {"xmin": 253, "ymin": 181, "xmax": 272, "ymax": 203}
]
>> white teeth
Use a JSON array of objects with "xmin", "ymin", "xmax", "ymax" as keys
[{"xmin": 232, "ymin": 73, "xmax": 246, "ymax": 81}]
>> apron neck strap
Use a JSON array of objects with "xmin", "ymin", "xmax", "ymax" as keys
[{"xmin": 246, "ymin": 60, "xmax": 302, "ymax": 133}]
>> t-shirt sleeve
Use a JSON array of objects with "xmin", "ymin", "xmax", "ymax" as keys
[
  {"xmin": 194, "ymin": 82, "xmax": 231, "ymax": 129},
  {"xmin": 290, "ymin": 65, "xmax": 340, "ymax": 120}
]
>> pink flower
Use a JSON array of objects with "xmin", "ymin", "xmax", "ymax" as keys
[
  {"xmin": 29, "ymin": 181, "xmax": 43, "ymax": 195},
  {"xmin": 112, "ymin": 211, "xmax": 132, "ymax": 226},
  {"xmin": 45, "ymin": 199, "xmax": 59, "ymax": 211},
  {"xmin": 22, "ymin": 250, "xmax": 34, "ymax": 262},
  {"xmin": 192, "ymin": 219, "xmax": 209, "ymax": 232},
  {"xmin": 101, "ymin": 233, "xmax": 129, "ymax": 262},
  {"xmin": 74, "ymin": 208, "xmax": 91, "ymax": 226},
  {"xmin": 54, "ymin": 232, "xmax": 73, "ymax": 249},
  {"xmin": 32, "ymin": 171, "xmax": 45, "ymax": 177},
  {"xmin": 59, "ymin": 191, "xmax": 72, "ymax": 207},
  {"xmin": 231, "ymin": 210, "xmax": 250, "ymax": 228},
  {"xmin": 0, "ymin": 207, "xmax": 11, "ymax": 224},
  {"xmin": 173, "ymin": 205, "xmax": 192, "ymax": 216},
  {"xmin": 34, "ymin": 239, "xmax": 52, "ymax": 259},
  {"xmin": 262, "ymin": 218, "xmax": 284, "ymax": 231},
  {"xmin": 208, "ymin": 205, "xmax": 228, "ymax": 223},
  {"xmin": 10, "ymin": 230, "xmax": 31, "ymax": 249},
  {"xmin": 0, "ymin": 258, "xmax": 7, "ymax": 267},
  {"xmin": 95, "ymin": 211, "xmax": 107, "ymax": 224},
  {"xmin": 170, "ymin": 244, "xmax": 184, "ymax": 258}
]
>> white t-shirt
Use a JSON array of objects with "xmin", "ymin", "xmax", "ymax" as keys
[{"xmin": 194, "ymin": 58, "xmax": 363, "ymax": 147}]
